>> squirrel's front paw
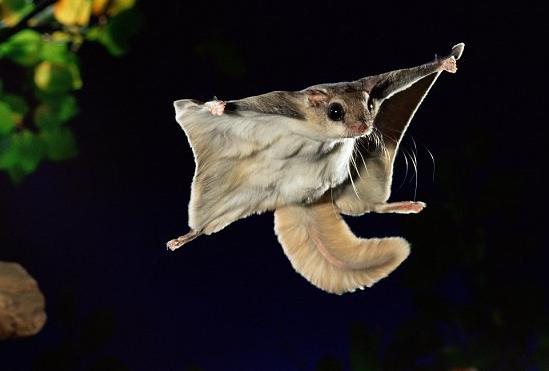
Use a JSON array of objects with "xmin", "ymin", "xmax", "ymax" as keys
[
  {"xmin": 205, "ymin": 100, "xmax": 226, "ymax": 116},
  {"xmin": 439, "ymin": 56, "xmax": 457, "ymax": 73}
]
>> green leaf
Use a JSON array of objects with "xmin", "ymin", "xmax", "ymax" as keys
[
  {"xmin": 87, "ymin": 8, "xmax": 143, "ymax": 56},
  {"xmin": 16, "ymin": 130, "xmax": 44, "ymax": 172},
  {"xmin": 40, "ymin": 40, "xmax": 71, "ymax": 63},
  {"xmin": 3, "ymin": 0, "xmax": 29, "ymax": 12},
  {"xmin": 40, "ymin": 127, "xmax": 77, "ymax": 161},
  {"xmin": 0, "ymin": 130, "xmax": 45, "ymax": 177},
  {"xmin": 0, "ymin": 29, "xmax": 43, "ymax": 66},
  {"xmin": 2, "ymin": 94, "xmax": 28, "ymax": 115},
  {"xmin": 34, "ymin": 95, "xmax": 78, "ymax": 130},
  {"xmin": 1, "ymin": 94, "xmax": 29, "ymax": 124},
  {"xmin": 0, "ymin": 136, "xmax": 13, "ymax": 169},
  {"xmin": 0, "ymin": 101, "xmax": 15, "ymax": 135},
  {"xmin": 34, "ymin": 60, "xmax": 82, "ymax": 94}
]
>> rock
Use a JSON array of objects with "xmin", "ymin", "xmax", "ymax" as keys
[{"xmin": 0, "ymin": 261, "xmax": 46, "ymax": 340}]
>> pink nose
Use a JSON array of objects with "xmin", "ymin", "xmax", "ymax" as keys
[{"xmin": 349, "ymin": 122, "xmax": 370, "ymax": 135}]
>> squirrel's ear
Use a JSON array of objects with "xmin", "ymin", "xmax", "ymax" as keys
[
  {"xmin": 359, "ymin": 77, "xmax": 382, "ymax": 94},
  {"xmin": 303, "ymin": 88, "xmax": 329, "ymax": 107}
]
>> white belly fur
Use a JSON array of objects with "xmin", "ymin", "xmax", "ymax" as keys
[
  {"xmin": 179, "ymin": 106, "xmax": 356, "ymax": 232},
  {"xmin": 262, "ymin": 136, "xmax": 355, "ymax": 205}
]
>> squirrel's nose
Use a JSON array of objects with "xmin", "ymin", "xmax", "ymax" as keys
[{"xmin": 348, "ymin": 121, "xmax": 371, "ymax": 136}]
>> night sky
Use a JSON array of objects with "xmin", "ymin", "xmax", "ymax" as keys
[{"xmin": 1, "ymin": 2, "xmax": 547, "ymax": 371}]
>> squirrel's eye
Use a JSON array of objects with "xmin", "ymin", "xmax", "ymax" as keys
[
  {"xmin": 367, "ymin": 98, "xmax": 375, "ymax": 112},
  {"xmin": 327, "ymin": 103, "xmax": 345, "ymax": 121}
]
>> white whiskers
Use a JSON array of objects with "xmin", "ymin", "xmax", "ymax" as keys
[{"xmin": 347, "ymin": 160, "xmax": 361, "ymax": 200}]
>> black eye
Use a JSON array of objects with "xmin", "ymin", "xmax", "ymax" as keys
[
  {"xmin": 367, "ymin": 98, "xmax": 375, "ymax": 112},
  {"xmin": 327, "ymin": 103, "xmax": 345, "ymax": 121}
]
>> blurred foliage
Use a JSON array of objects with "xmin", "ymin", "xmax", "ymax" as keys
[
  {"xmin": 32, "ymin": 285, "xmax": 130, "ymax": 371},
  {"xmin": 0, "ymin": 0, "xmax": 143, "ymax": 182}
]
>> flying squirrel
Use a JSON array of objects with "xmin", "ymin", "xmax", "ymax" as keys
[{"xmin": 167, "ymin": 43, "xmax": 465, "ymax": 294}]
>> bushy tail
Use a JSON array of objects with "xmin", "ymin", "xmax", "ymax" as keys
[{"xmin": 274, "ymin": 201, "xmax": 410, "ymax": 294}]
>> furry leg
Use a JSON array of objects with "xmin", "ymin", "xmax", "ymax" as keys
[
  {"xmin": 374, "ymin": 201, "xmax": 426, "ymax": 214},
  {"xmin": 166, "ymin": 229, "xmax": 201, "ymax": 251}
]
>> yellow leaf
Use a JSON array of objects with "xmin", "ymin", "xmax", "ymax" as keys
[
  {"xmin": 34, "ymin": 62, "xmax": 53, "ymax": 90},
  {"xmin": 91, "ymin": 0, "xmax": 108, "ymax": 14},
  {"xmin": 92, "ymin": 0, "xmax": 134, "ymax": 16},
  {"xmin": 0, "ymin": 7, "xmax": 20, "ymax": 27},
  {"xmin": 53, "ymin": 0, "xmax": 92, "ymax": 26}
]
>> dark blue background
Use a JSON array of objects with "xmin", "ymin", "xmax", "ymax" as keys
[{"xmin": 1, "ymin": 2, "xmax": 547, "ymax": 370}]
